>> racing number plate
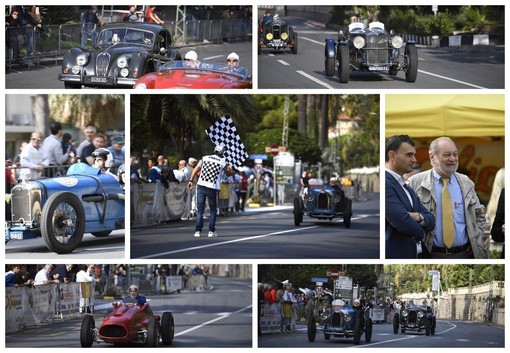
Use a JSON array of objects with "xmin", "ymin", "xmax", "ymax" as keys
[
  {"xmin": 9, "ymin": 231, "xmax": 24, "ymax": 240},
  {"xmin": 90, "ymin": 77, "xmax": 108, "ymax": 83},
  {"xmin": 368, "ymin": 66, "xmax": 388, "ymax": 71}
]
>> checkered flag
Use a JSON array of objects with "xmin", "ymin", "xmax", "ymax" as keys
[{"xmin": 205, "ymin": 116, "xmax": 249, "ymax": 168}]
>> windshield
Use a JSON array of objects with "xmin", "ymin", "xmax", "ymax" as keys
[
  {"xmin": 97, "ymin": 28, "xmax": 155, "ymax": 46},
  {"xmin": 159, "ymin": 61, "xmax": 249, "ymax": 79}
]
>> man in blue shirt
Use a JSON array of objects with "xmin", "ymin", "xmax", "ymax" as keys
[
  {"xmin": 5, "ymin": 265, "xmax": 22, "ymax": 287},
  {"xmin": 124, "ymin": 284, "xmax": 147, "ymax": 305}
]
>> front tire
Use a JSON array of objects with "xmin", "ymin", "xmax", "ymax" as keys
[
  {"xmin": 393, "ymin": 315, "xmax": 399, "ymax": 334},
  {"xmin": 41, "ymin": 191, "xmax": 85, "ymax": 254},
  {"xmin": 343, "ymin": 198, "xmax": 352, "ymax": 228},
  {"xmin": 307, "ymin": 311, "xmax": 316, "ymax": 342},
  {"xmin": 147, "ymin": 317, "xmax": 160, "ymax": 347},
  {"xmin": 161, "ymin": 312, "xmax": 175, "ymax": 345},
  {"xmin": 337, "ymin": 45, "xmax": 349, "ymax": 83},
  {"xmin": 293, "ymin": 196, "xmax": 303, "ymax": 226},
  {"xmin": 353, "ymin": 311, "xmax": 363, "ymax": 345},
  {"xmin": 365, "ymin": 317, "xmax": 373, "ymax": 343},
  {"xmin": 80, "ymin": 315, "xmax": 95, "ymax": 347},
  {"xmin": 405, "ymin": 45, "xmax": 418, "ymax": 82},
  {"xmin": 292, "ymin": 32, "xmax": 298, "ymax": 54},
  {"xmin": 325, "ymin": 55, "xmax": 335, "ymax": 76}
]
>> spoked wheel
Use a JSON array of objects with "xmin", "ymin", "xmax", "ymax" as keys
[
  {"xmin": 405, "ymin": 45, "xmax": 418, "ymax": 82},
  {"xmin": 41, "ymin": 191, "xmax": 85, "ymax": 254},
  {"xmin": 80, "ymin": 315, "xmax": 95, "ymax": 347}
]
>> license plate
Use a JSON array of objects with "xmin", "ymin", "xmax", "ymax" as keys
[
  {"xmin": 90, "ymin": 77, "xmax": 108, "ymax": 83},
  {"xmin": 369, "ymin": 66, "xmax": 388, "ymax": 71},
  {"xmin": 9, "ymin": 231, "xmax": 23, "ymax": 240}
]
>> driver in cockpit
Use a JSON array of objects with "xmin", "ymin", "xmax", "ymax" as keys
[{"xmin": 124, "ymin": 284, "xmax": 147, "ymax": 305}]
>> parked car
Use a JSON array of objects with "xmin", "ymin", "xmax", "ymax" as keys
[
  {"xmin": 293, "ymin": 178, "xmax": 352, "ymax": 227},
  {"xmin": 134, "ymin": 61, "xmax": 252, "ymax": 89},
  {"xmin": 325, "ymin": 21, "xmax": 417, "ymax": 83},
  {"xmin": 5, "ymin": 163, "xmax": 124, "ymax": 254},
  {"xmin": 80, "ymin": 298, "xmax": 174, "ymax": 347},
  {"xmin": 308, "ymin": 298, "xmax": 373, "ymax": 345},
  {"xmin": 393, "ymin": 302, "xmax": 436, "ymax": 336},
  {"xmin": 58, "ymin": 22, "xmax": 181, "ymax": 88},
  {"xmin": 258, "ymin": 15, "xmax": 298, "ymax": 54}
]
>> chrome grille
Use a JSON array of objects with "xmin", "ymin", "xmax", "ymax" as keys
[
  {"xmin": 96, "ymin": 53, "xmax": 110, "ymax": 76},
  {"xmin": 11, "ymin": 185, "xmax": 42, "ymax": 224},
  {"xmin": 365, "ymin": 33, "xmax": 388, "ymax": 65}
]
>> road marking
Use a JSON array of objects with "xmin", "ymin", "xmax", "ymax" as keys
[
  {"xmin": 277, "ymin": 60, "xmax": 291, "ymax": 66},
  {"xmin": 268, "ymin": 53, "xmax": 275, "ymax": 57},
  {"xmin": 139, "ymin": 214, "xmax": 375, "ymax": 258},
  {"xmin": 418, "ymin": 69, "xmax": 488, "ymax": 89},
  {"xmin": 296, "ymin": 70, "xmax": 335, "ymax": 89},
  {"xmin": 204, "ymin": 55, "xmax": 224, "ymax": 61},
  {"xmin": 300, "ymin": 36, "xmax": 325, "ymax": 45},
  {"xmin": 175, "ymin": 305, "xmax": 252, "ymax": 337}
]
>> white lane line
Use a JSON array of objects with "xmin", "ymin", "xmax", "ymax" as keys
[
  {"xmin": 139, "ymin": 214, "xmax": 375, "ymax": 258},
  {"xmin": 417, "ymin": 69, "xmax": 488, "ymax": 89},
  {"xmin": 277, "ymin": 60, "xmax": 291, "ymax": 66},
  {"xmin": 296, "ymin": 70, "xmax": 335, "ymax": 89},
  {"xmin": 300, "ymin": 36, "xmax": 325, "ymax": 45},
  {"xmin": 174, "ymin": 305, "xmax": 252, "ymax": 337},
  {"xmin": 268, "ymin": 53, "xmax": 275, "ymax": 57},
  {"xmin": 204, "ymin": 55, "xmax": 224, "ymax": 61}
]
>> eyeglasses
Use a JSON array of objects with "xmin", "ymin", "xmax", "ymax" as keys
[
  {"xmin": 12, "ymin": 13, "xmax": 19, "ymax": 16},
  {"xmin": 227, "ymin": 59, "xmax": 238, "ymax": 63},
  {"xmin": 31, "ymin": 137, "xmax": 42, "ymax": 142}
]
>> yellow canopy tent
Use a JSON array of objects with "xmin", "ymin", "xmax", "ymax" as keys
[{"xmin": 385, "ymin": 94, "xmax": 504, "ymax": 138}]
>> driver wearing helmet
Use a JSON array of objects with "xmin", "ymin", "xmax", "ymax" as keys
[
  {"xmin": 92, "ymin": 148, "xmax": 116, "ymax": 178},
  {"xmin": 124, "ymin": 284, "xmax": 147, "ymax": 305},
  {"xmin": 184, "ymin": 50, "xmax": 200, "ymax": 69},
  {"xmin": 117, "ymin": 163, "xmax": 126, "ymax": 189}
]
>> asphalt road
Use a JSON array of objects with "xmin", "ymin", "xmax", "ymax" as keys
[
  {"xmin": 5, "ymin": 230, "xmax": 125, "ymax": 259},
  {"xmin": 5, "ymin": 276, "xmax": 252, "ymax": 348},
  {"xmin": 5, "ymin": 41, "xmax": 252, "ymax": 89},
  {"xmin": 130, "ymin": 192, "xmax": 380, "ymax": 259},
  {"xmin": 258, "ymin": 17, "xmax": 505, "ymax": 89},
  {"xmin": 258, "ymin": 319, "xmax": 504, "ymax": 348}
]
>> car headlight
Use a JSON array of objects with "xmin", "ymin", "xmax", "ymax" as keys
[
  {"xmin": 134, "ymin": 83, "xmax": 147, "ymax": 89},
  {"xmin": 417, "ymin": 311, "xmax": 424, "ymax": 318},
  {"xmin": 120, "ymin": 68, "xmax": 129, "ymax": 77},
  {"xmin": 391, "ymin": 36, "xmax": 404, "ymax": 49},
  {"xmin": 117, "ymin": 56, "xmax": 128, "ymax": 68},
  {"xmin": 281, "ymin": 32, "xmax": 288, "ymax": 40},
  {"xmin": 352, "ymin": 36, "xmax": 365, "ymax": 49},
  {"xmin": 332, "ymin": 195, "xmax": 340, "ymax": 203},
  {"xmin": 304, "ymin": 193, "xmax": 314, "ymax": 202},
  {"xmin": 266, "ymin": 33, "xmax": 273, "ymax": 40},
  {"xmin": 76, "ymin": 54, "xmax": 88, "ymax": 66},
  {"xmin": 344, "ymin": 314, "xmax": 351, "ymax": 322},
  {"xmin": 401, "ymin": 310, "xmax": 408, "ymax": 317},
  {"xmin": 71, "ymin": 66, "xmax": 81, "ymax": 74}
]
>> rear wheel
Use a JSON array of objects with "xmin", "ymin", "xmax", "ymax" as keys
[
  {"xmin": 294, "ymin": 196, "xmax": 303, "ymax": 226},
  {"xmin": 337, "ymin": 45, "xmax": 350, "ymax": 83},
  {"xmin": 405, "ymin": 45, "xmax": 418, "ymax": 82},
  {"xmin": 365, "ymin": 318, "xmax": 373, "ymax": 343},
  {"xmin": 307, "ymin": 311, "xmax": 316, "ymax": 342},
  {"xmin": 161, "ymin": 312, "xmax": 175, "ymax": 345},
  {"xmin": 147, "ymin": 317, "xmax": 160, "ymax": 347},
  {"xmin": 393, "ymin": 315, "xmax": 399, "ymax": 334},
  {"xmin": 431, "ymin": 317, "xmax": 436, "ymax": 335},
  {"xmin": 80, "ymin": 315, "xmax": 95, "ymax": 347}
]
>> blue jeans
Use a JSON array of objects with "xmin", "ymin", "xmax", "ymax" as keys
[{"xmin": 195, "ymin": 185, "xmax": 218, "ymax": 232}]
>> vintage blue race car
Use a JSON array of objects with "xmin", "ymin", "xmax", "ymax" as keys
[
  {"xmin": 293, "ymin": 178, "xmax": 352, "ymax": 227},
  {"xmin": 6, "ymin": 163, "xmax": 124, "ymax": 254},
  {"xmin": 308, "ymin": 299, "xmax": 373, "ymax": 345}
]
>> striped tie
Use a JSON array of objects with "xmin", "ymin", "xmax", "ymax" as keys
[{"xmin": 442, "ymin": 178, "xmax": 455, "ymax": 248}]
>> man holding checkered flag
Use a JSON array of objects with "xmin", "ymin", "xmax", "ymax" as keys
[{"xmin": 188, "ymin": 116, "xmax": 249, "ymax": 238}]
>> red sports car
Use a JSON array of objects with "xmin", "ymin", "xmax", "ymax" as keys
[
  {"xmin": 80, "ymin": 298, "xmax": 174, "ymax": 347},
  {"xmin": 134, "ymin": 61, "xmax": 252, "ymax": 89}
]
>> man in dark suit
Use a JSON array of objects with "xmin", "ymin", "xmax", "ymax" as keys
[{"xmin": 385, "ymin": 135, "xmax": 435, "ymax": 258}]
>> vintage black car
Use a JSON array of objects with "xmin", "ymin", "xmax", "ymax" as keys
[
  {"xmin": 393, "ymin": 302, "xmax": 436, "ymax": 336},
  {"xmin": 293, "ymin": 179, "xmax": 352, "ymax": 228},
  {"xmin": 325, "ymin": 21, "xmax": 417, "ymax": 83},
  {"xmin": 59, "ymin": 22, "xmax": 181, "ymax": 89},
  {"xmin": 258, "ymin": 15, "xmax": 298, "ymax": 54},
  {"xmin": 308, "ymin": 298, "xmax": 372, "ymax": 345}
]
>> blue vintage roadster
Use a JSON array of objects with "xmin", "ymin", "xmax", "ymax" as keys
[
  {"xmin": 293, "ymin": 178, "xmax": 352, "ymax": 227},
  {"xmin": 6, "ymin": 163, "xmax": 124, "ymax": 254}
]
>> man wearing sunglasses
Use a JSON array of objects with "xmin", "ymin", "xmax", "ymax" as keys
[
  {"xmin": 226, "ymin": 52, "xmax": 240, "ymax": 67},
  {"xmin": 19, "ymin": 131, "xmax": 49, "ymax": 180},
  {"xmin": 184, "ymin": 50, "xmax": 200, "ymax": 68}
]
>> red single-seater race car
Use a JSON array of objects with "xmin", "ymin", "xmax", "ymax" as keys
[
  {"xmin": 80, "ymin": 298, "xmax": 174, "ymax": 347},
  {"xmin": 134, "ymin": 61, "xmax": 252, "ymax": 89}
]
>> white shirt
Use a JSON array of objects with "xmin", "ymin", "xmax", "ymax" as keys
[
  {"xmin": 34, "ymin": 268, "xmax": 50, "ymax": 285},
  {"xmin": 76, "ymin": 270, "xmax": 96, "ymax": 284},
  {"xmin": 20, "ymin": 143, "xmax": 49, "ymax": 180},
  {"xmin": 43, "ymin": 134, "xmax": 69, "ymax": 165}
]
